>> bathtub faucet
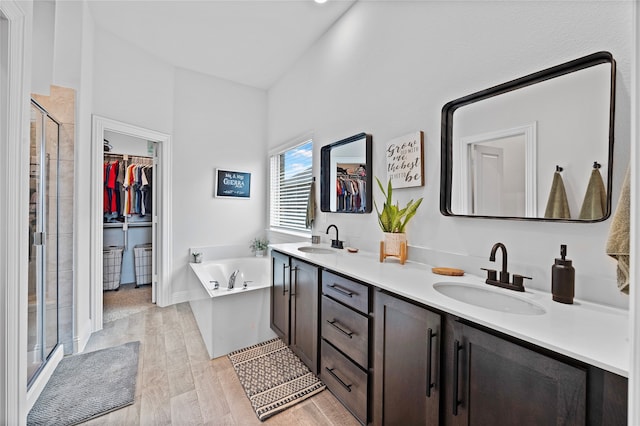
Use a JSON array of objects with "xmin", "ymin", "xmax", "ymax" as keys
[{"xmin": 228, "ymin": 269, "xmax": 240, "ymax": 290}]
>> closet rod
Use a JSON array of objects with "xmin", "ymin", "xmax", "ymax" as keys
[{"xmin": 104, "ymin": 153, "xmax": 153, "ymax": 164}]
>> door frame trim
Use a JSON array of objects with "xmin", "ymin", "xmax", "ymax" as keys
[
  {"xmin": 90, "ymin": 115, "xmax": 172, "ymax": 332},
  {"xmin": 0, "ymin": 1, "xmax": 30, "ymax": 423}
]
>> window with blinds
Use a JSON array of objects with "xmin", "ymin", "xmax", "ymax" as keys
[{"xmin": 270, "ymin": 139, "xmax": 313, "ymax": 233}]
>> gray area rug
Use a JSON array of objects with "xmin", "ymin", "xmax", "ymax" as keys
[
  {"xmin": 27, "ymin": 341, "xmax": 140, "ymax": 426},
  {"xmin": 103, "ymin": 283, "xmax": 152, "ymax": 323},
  {"xmin": 228, "ymin": 338, "xmax": 325, "ymax": 421}
]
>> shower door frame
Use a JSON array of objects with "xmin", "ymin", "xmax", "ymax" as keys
[{"xmin": 27, "ymin": 99, "xmax": 61, "ymax": 384}]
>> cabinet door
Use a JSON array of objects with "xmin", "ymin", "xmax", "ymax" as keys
[
  {"xmin": 270, "ymin": 252, "xmax": 290, "ymax": 344},
  {"xmin": 373, "ymin": 291, "xmax": 441, "ymax": 426},
  {"xmin": 290, "ymin": 258, "xmax": 319, "ymax": 374},
  {"xmin": 445, "ymin": 320, "xmax": 587, "ymax": 426}
]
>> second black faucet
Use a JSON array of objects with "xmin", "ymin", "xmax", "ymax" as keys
[{"xmin": 482, "ymin": 242, "xmax": 530, "ymax": 292}]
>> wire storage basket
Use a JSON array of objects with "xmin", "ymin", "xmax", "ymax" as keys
[
  {"xmin": 134, "ymin": 244, "xmax": 153, "ymax": 287},
  {"xmin": 103, "ymin": 246, "xmax": 124, "ymax": 290}
]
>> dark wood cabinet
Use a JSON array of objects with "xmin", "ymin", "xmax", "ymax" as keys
[
  {"xmin": 373, "ymin": 290, "xmax": 441, "ymax": 426},
  {"xmin": 320, "ymin": 270, "xmax": 371, "ymax": 425},
  {"xmin": 290, "ymin": 257, "xmax": 319, "ymax": 374},
  {"xmin": 270, "ymin": 252, "xmax": 628, "ymax": 426},
  {"xmin": 270, "ymin": 251, "xmax": 290, "ymax": 343},
  {"xmin": 444, "ymin": 318, "xmax": 587, "ymax": 426}
]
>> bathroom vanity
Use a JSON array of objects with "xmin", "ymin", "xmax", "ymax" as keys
[
  {"xmin": 270, "ymin": 251, "xmax": 319, "ymax": 375},
  {"xmin": 270, "ymin": 243, "xmax": 628, "ymax": 426}
]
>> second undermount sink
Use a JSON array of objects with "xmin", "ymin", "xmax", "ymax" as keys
[
  {"xmin": 433, "ymin": 282, "xmax": 546, "ymax": 315},
  {"xmin": 297, "ymin": 246, "xmax": 335, "ymax": 254}
]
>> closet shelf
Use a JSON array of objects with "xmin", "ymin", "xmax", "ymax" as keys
[{"xmin": 103, "ymin": 221, "xmax": 152, "ymax": 229}]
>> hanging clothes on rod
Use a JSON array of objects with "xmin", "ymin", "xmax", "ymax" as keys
[
  {"xmin": 335, "ymin": 164, "xmax": 367, "ymax": 213},
  {"xmin": 104, "ymin": 153, "xmax": 153, "ymax": 222}
]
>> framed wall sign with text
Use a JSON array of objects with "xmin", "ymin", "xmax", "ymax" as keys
[
  {"xmin": 386, "ymin": 131, "xmax": 424, "ymax": 189},
  {"xmin": 215, "ymin": 169, "xmax": 251, "ymax": 199}
]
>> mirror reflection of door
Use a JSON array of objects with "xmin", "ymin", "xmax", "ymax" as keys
[
  {"xmin": 459, "ymin": 124, "xmax": 535, "ymax": 217},
  {"xmin": 472, "ymin": 145, "xmax": 504, "ymax": 216},
  {"xmin": 471, "ymin": 135, "xmax": 527, "ymax": 217}
]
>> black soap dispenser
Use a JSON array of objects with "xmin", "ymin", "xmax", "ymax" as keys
[{"xmin": 552, "ymin": 244, "xmax": 575, "ymax": 304}]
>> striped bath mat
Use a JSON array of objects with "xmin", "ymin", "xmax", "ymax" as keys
[{"xmin": 228, "ymin": 338, "xmax": 325, "ymax": 421}]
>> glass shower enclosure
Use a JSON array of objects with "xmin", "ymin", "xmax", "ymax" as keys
[{"xmin": 27, "ymin": 100, "xmax": 60, "ymax": 386}]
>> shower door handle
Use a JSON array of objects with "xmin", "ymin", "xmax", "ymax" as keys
[{"xmin": 33, "ymin": 231, "xmax": 45, "ymax": 246}]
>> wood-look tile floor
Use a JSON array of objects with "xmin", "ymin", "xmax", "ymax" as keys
[{"xmin": 81, "ymin": 302, "xmax": 360, "ymax": 425}]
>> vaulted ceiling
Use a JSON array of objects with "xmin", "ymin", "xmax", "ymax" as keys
[{"xmin": 88, "ymin": 0, "xmax": 356, "ymax": 89}]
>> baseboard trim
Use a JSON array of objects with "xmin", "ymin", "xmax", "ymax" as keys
[
  {"xmin": 171, "ymin": 289, "xmax": 204, "ymax": 306},
  {"xmin": 74, "ymin": 319, "xmax": 92, "ymax": 353}
]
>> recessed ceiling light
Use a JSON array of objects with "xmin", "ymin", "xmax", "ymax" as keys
[{"xmin": 314, "ymin": 0, "xmax": 328, "ymax": 4}]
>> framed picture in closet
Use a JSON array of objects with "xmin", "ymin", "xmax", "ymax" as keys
[
  {"xmin": 386, "ymin": 130, "xmax": 424, "ymax": 189},
  {"xmin": 215, "ymin": 169, "xmax": 251, "ymax": 199}
]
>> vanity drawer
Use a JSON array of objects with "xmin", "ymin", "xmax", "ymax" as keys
[
  {"xmin": 321, "ymin": 340, "xmax": 368, "ymax": 424},
  {"xmin": 322, "ymin": 270, "xmax": 369, "ymax": 314},
  {"xmin": 322, "ymin": 295, "xmax": 368, "ymax": 368}
]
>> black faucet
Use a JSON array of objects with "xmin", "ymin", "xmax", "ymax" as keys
[
  {"xmin": 482, "ymin": 242, "xmax": 530, "ymax": 292},
  {"xmin": 490, "ymin": 242, "xmax": 509, "ymax": 284},
  {"xmin": 326, "ymin": 224, "xmax": 344, "ymax": 249}
]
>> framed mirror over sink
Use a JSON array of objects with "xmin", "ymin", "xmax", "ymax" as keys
[
  {"xmin": 320, "ymin": 132, "xmax": 373, "ymax": 213},
  {"xmin": 441, "ymin": 51, "xmax": 616, "ymax": 222}
]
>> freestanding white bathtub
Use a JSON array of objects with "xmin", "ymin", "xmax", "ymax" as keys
[{"xmin": 189, "ymin": 257, "xmax": 276, "ymax": 358}]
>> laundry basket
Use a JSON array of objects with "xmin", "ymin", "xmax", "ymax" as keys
[
  {"xmin": 103, "ymin": 246, "xmax": 124, "ymax": 290},
  {"xmin": 134, "ymin": 244, "xmax": 153, "ymax": 287}
]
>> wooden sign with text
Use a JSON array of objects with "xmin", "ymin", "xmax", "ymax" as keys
[{"xmin": 386, "ymin": 131, "xmax": 424, "ymax": 189}]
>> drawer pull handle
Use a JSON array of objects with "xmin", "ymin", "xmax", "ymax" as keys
[
  {"xmin": 327, "ymin": 319, "xmax": 354, "ymax": 338},
  {"xmin": 453, "ymin": 340, "xmax": 463, "ymax": 416},
  {"xmin": 426, "ymin": 328, "xmax": 437, "ymax": 397},
  {"xmin": 329, "ymin": 283, "xmax": 354, "ymax": 297},
  {"xmin": 325, "ymin": 367, "xmax": 352, "ymax": 392},
  {"xmin": 291, "ymin": 266, "xmax": 298, "ymax": 297}
]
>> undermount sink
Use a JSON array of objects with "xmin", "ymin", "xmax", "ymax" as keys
[
  {"xmin": 297, "ymin": 246, "xmax": 335, "ymax": 254},
  {"xmin": 433, "ymin": 282, "xmax": 546, "ymax": 315}
]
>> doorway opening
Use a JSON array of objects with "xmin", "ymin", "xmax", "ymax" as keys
[
  {"xmin": 91, "ymin": 116, "xmax": 172, "ymax": 332},
  {"xmin": 102, "ymin": 132, "xmax": 156, "ymax": 322}
]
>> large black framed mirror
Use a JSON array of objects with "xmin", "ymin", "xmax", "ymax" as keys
[
  {"xmin": 441, "ymin": 51, "xmax": 616, "ymax": 222},
  {"xmin": 320, "ymin": 132, "xmax": 372, "ymax": 213}
]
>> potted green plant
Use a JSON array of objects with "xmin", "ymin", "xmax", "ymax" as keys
[
  {"xmin": 375, "ymin": 177, "xmax": 423, "ymax": 263},
  {"xmin": 250, "ymin": 237, "xmax": 269, "ymax": 257}
]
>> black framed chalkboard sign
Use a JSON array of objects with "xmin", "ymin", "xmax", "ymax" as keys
[{"xmin": 215, "ymin": 169, "xmax": 251, "ymax": 199}]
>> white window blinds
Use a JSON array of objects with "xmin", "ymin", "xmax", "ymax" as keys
[{"xmin": 270, "ymin": 140, "xmax": 313, "ymax": 233}]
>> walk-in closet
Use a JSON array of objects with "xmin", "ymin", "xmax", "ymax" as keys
[{"xmin": 102, "ymin": 131, "xmax": 156, "ymax": 322}]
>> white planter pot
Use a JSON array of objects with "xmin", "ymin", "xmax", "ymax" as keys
[{"xmin": 383, "ymin": 232, "xmax": 407, "ymax": 256}]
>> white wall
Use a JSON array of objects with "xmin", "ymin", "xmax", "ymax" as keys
[
  {"xmin": 268, "ymin": 1, "xmax": 632, "ymax": 309},
  {"xmin": 170, "ymin": 67, "xmax": 267, "ymax": 302},
  {"xmin": 92, "ymin": 27, "xmax": 175, "ymax": 134},
  {"xmin": 90, "ymin": 28, "xmax": 268, "ymax": 304}
]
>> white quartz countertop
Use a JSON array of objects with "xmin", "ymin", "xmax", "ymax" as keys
[{"xmin": 270, "ymin": 242, "xmax": 629, "ymax": 377}]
